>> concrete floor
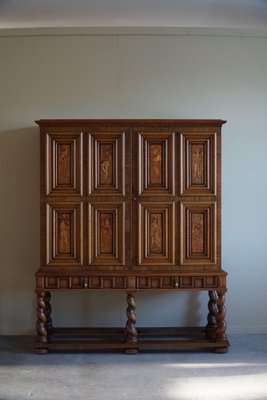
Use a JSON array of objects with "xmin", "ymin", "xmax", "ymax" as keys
[{"xmin": 0, "ymin": 335, "xmax": 267, "ymax": 400}]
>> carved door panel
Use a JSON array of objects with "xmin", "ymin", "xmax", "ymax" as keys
[
  {"xmin": 138, "ymin": 202, "xmax": 175, "ymax": 265},
  {"xmin": 180, "ymin": 132, "xmax": 217, "ymax": 196},
  {"xmin": 46, "ymin": 202, "xmax": 83, "ymax": 266},
  {"xmin": 180, "ymin": 202, "xmax": 217, "ymax": 266},
  {"xmin": 88, "ymin": 131, "xmax": 125, "ymax": 195},
  {"xmin": 45, "ymin": 133, "xmax": 83, "ymax": 195},
  {"xmin": 88, "ymin": 203, "xmax": 125, "ymax": 266},
  {"xmin": 137, "ymin": 131, "xmax": 175, "ymax": 195}
]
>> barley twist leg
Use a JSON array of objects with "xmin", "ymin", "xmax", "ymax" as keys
[
  {"xmin": 206, "ymin": 290, "xmax": 218, "ymax": 340},
  {"xmin": 125, "ymin": 292, "xmax": 138, "ymax": 354}
]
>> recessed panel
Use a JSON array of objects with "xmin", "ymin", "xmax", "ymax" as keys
[
  {"xmin": 180, "ymin": 202, "xmax": 216, "ymax": 265},
  {"xmin": 88, "ymin": 132, "xmax": 125, "ymax": 195},
  {"xmin": 138, "ymin": 202, "xmax": 175, "ymax": 265},
  {"xmin": 88, "ymin": 203, "xmax": 125, "ymax": 265},
  {"xmin": 180, "ymin": 132, "xmax": 216, "ymax": 195},
  {"xmin": 137, "ymin": 132, "xmax": 174, "ymax": 195},
  {"xmin": 46, "ymin": 133, "xmax": 83, "ymax": 195},
  {"xmin": 46, "ymin": 203, "xmax": 83, "ymax": 265}
]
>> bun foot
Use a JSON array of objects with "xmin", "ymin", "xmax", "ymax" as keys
[
  {"xmin": 214, "ymin": 347, "xmax": 228, "ymax": 353},
  {"xmin": 124, "ymin": 348, "xmax": 138, "ymax": 355},
  {"xmin": 35, "ymin": 348, "xmax": 48, "ymax": 354}
]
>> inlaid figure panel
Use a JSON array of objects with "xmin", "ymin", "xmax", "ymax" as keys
[
  {"xmin": 180, "ymin": 202, "xmax": 217, "ymax": 265},
  {"xmin": 137, "ymin": 131, "xmax": 175, "ymax": 195},
  {"xmin": 138, "ymin": 202, "xmax": 175, "ymax": 265},
  {"xmin": 46, "ymin": 203, "xmax": 83, "ymax": 265},
  {"xmin": 46, "ymin": 133, "xmax": 83, "ymax": 195},
  {"xmin": 88, "ymin": 132, "xmax": 125, "ymax": 195},
  {"xmin": 88, "ymin": 202, "xmax": 125, "ymax": 265},
  {"xmin": 180, "ymin": 132, "xmax": 216, "ymax": 195}
]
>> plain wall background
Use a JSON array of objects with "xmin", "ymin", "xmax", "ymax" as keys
[{"xmin": 0, "ymin": 28, "xmax": 266, "ymax": 334}]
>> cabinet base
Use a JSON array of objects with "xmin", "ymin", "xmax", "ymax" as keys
[{"xmin": 34, "ymin": 327, "xmax": 229, "ymax": 353}]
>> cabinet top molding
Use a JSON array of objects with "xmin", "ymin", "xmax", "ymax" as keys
[{"xmin": 35, "ymin": 119, "xmax": 226, "ymax": 127}]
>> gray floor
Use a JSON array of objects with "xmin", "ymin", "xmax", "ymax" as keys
[{"xmin": 0, "ymin": 335, "xmax": 267, "ymax": 400}]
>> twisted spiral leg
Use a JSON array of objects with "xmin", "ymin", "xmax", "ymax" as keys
[
  {"xmin": 206, "ymin": 290, "xmax": 218, "ymax": 339},
  {"xmin": 125, "ymin": 293, "xmax": 138, "ymax": 354},
  {"xmin": 216, "ymin": 291, "xmax": 227, "ymax": 340},
  {"xmin": 35, "ymin": 291, "xmax": 48, "ymax": 350},
  {"xmin": 44, "ymin": 292, "xmax": 53, "ymax": 333}
]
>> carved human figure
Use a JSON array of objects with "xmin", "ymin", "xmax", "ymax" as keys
[
  {"xmin": 100, "ymin": 145, "xmax": 112, "ymax": 183},
  {"xmin": 59, "ymin": 214, "xmax": 70, "ymax": 253},
  {"xmin": 58, "ymin": 145, "xmax": 70, "ymax": 184},
  {"xmin": 192, "ymin": 214, "xmax": 204, "ymax": 253},
  {"xmin": 192, "ymin": 145, "xmax": 204, "ymax": 184},
  {"xmin": 150, "ymin": 214, "xmax": 162, "ymax": 253},
  {"xmin": 150, "ymin": 145, "xmax": 162, "ymax": 184},
  {"xmin": 100, "ymin": 214, "xmax": 112, "ymax": 254}
]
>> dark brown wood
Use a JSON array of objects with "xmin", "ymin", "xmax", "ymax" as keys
[
  {"xmin": 125, "ymin": 292, "xmax": 138, "ymax": 354},
  {"xmin": 44, "ymin": 291, "xmax": 53, "ymax": 333},
  {"xmin": 35, "ymin": 119, "xmax": 228, "ymax": 353},
  {"xmin": 206, "ymin": 290, "xmax": 218, "ymax": 340}
]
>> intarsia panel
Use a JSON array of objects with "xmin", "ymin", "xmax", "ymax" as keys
[
  {"xmin": 138, "ymin": 202, "xmax": 175, "ymax": 265},
  {"xmin": 180, "ymin": 202, "xmax": 216, "ymax": 265},
  {"xmin": 88, "ymin": 202, "xmax": 125, "ymax": 265},
  {"xmin": 88, "ymin": 132, "xmax": 125, "ymax": 195},
  {"xmin": 46, "ymin": 133, "xmax": 83, "ymax": 195},
  {"xmin": 46, "ymin": 203, "xmax": 83, "ymax": 265},
  {"xmin": 180, "ymin": 132, "xmax": 216, "ymax": 195},
  {"xmin": 137, "ymin": 132, "xmax": 175, "ymax": 195}
]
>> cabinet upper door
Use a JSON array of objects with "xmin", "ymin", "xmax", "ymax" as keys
[
  {"xmin": 133, "ymin": 126, "xmax": 220, "ymax": 272},
  {"xmin": 87, "ymin": 128, "xmax": 131, "ymax": 269}
]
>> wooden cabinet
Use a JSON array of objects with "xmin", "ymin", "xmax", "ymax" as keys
[{"xmin": 35, "ymin": 119, "xmax": 229, "ymax": 353}]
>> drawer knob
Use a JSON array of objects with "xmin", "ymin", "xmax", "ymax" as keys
[
  {"xmin": 83, "ymin": 277, "xmax": 88, "ymax": 288},
  {"xmin": 173, "ymin": 278, "xmax": 179, "ymax": 288}
]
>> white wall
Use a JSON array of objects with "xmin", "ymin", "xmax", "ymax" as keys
[{"xmin": 0, "ymin": 28, "xmax": 266, "ymax": 334}]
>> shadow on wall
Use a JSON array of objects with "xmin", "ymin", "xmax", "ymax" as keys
[
  {"xmin": 0, "ymin": 127, "xmax": 39, "ymax": 275},
  {"xmin": 0, "ymin": 127, "xmax": 39, "ymax": 334}
]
